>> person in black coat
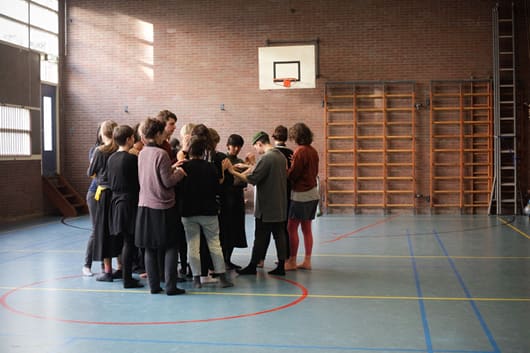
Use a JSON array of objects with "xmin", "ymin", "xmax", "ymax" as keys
[{"xmin": 107, "ymin": 125, "xmax": 143, "ymax": 288}]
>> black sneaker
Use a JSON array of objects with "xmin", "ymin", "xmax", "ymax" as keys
[
  {"xmin": 124, "ymin": 279, "xmax": 144, "ymax": 288},
  {"xmin": 112, "ymin": 269, "xmax": 123, "ymax": 279},
  {"xmin": 268, "ymin": 267, "xmax": 286, "ymax": 276},
  {"xmin": 236, "ymin": 265, "xmax": 257, "ymax": 275},
  {"xmin": 96, "ymin": 272, "xmax": 113, "ymax": 282},
  {"xmin": 166, "ymin": 288, "xmax": 186, "ymax": 296}
]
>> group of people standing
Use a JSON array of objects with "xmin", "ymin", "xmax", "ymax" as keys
[{"xmin": 82, "ymin": 109, "xmax": 320, "ymax": 296}]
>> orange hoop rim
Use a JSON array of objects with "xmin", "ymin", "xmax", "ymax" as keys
[{"xmin": 273, "ymin": 77, "xmax": 298, "ymax": 87}]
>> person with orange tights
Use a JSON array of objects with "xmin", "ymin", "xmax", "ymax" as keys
[{"xmin": 284, "ymin": 123, "xmax": 319, "ymax": 271}]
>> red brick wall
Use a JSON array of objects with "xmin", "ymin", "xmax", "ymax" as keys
[
  {"xmin": 56, "ymin": 0, "xmax": 527, "ymax": 215},
  {"xmin": 0, "ymin": 161, "xmax": 49, "ymax": 222}
]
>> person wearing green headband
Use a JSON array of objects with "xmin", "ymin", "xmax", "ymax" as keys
[{"xmin": 226, "ymin": 131, "xmax": 288, "ymax": 276}]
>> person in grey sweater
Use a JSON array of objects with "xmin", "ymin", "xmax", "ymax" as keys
[
  {"xmin": 227, "ymin": 131, "xmax": 288, "ymax": 276},
  {"xmin": 135, "ymin": 117, "xmax": 187, "ymax": 295}
]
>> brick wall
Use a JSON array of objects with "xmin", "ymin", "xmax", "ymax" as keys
[
  {"xmin": 0, "ymin": 161, "xmax": 49, "ymax": 222},
  {"xmin": 57, "ymin": 0, "xmax": 527, "ymax": 215}
]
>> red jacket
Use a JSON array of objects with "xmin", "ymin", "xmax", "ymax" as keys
[{"xmin": 288, "ymin": 145, "xmax": 319, "ymax": 192}]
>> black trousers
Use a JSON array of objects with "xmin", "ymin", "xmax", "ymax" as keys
[
  {"xmin": 121, "ymin": 232, "xmax": 136, "ymax": 281},
  {"xmin": 250, "ymin": 218, "xmax": 287, "ymax": 264},
  {"xmin": 145, "ymin": 246, "xmax": 178, "ymax": 292}
]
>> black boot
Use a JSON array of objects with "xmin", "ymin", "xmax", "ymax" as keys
[
  {"xmin": 124, "ymin": 278, "xmax": 144, "ymax": 288},
  {"xmin": 236, "ymin": 263, "xmax": 257, "ymax": 275},
  {"xmin": 166, "ymin": 287, "xmax": 186, "ymax": 296},
  {"xmin": 268, "ymin": 260, "xmax": 285, "ymax": 276}
]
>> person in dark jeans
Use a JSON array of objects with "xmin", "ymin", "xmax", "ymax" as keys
[{"xmin": 83, "ymin": 127, "xmax": 102, "ymax": 277}]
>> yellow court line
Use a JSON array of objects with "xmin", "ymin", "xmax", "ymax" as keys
[
  {"xmin": 1, "ymin": 286, "xmax": 529, "ymax": 302},
  {"xmin": 499, "ymin": 217, "xmax": 530, "ymax": 240}
]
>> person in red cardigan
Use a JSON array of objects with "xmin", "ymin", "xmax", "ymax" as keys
[{"xmin": 285, "ymin": 123, "xmax": 319, "ymax": 271}]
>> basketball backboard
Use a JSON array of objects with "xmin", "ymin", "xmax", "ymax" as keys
[{"xmin": 258, "ymin": 45, "xmax": 316, "ymax": 90}]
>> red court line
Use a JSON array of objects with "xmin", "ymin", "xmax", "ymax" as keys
[
  {"xmin": 322, "ymin": 215, "xmax": 399, "ymax": 244},
  {"xmin": 0, "ymin": 275, "xmax": 308, "ymax": 326}
]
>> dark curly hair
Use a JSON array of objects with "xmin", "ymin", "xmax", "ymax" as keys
[{"xmin": 289, "ymin": 122, "xmax": 313, "ymax": 145}]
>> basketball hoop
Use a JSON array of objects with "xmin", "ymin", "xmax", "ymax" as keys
[{"xmin": 273, "ymin": 77, "xmax": 297, "ymax": 88}]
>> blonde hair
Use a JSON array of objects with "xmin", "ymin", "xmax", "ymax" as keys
[
  {"xmin": 180, "ymin": 123, "xmax": 195, "ymax": 138},
  {"xmin": 98, "ymin": 120, "xmax": 118, "ymax": 154}
]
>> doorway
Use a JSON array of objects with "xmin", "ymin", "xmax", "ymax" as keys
[{"xmin": 41, "ymin": 84, "xmax": 57, "ymax": 177}]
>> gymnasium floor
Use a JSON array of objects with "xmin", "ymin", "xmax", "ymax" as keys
[{"xmin": 0, "ymin": 214, "xmax": 529, "ymax": 353}]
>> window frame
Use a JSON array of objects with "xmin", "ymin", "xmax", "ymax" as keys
[
  {"xmin": 0, "ymin": 0, "xmax": 59, "ymax": 83},
  {"xmin": 0, "ymin": 0, "xmax": 59, "ymax": 159}
]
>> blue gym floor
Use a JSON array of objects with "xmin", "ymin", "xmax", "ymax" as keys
[{"xmin": 0, "ymin": 214, "xmax": 529, "ymax": 353}]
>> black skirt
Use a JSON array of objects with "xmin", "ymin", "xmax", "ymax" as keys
[
  {"xmin": 92, "ymin": 189, "xmax": 123, "ymax": 261},
  {"xmin": 219, "ymin": 187, "xmax": 247, "ymax": 249},
  {"xmin": 109, "ymin": 193, "xmax": 137, "ymax": 236},
  {"xmin": 135, "ymin": 206, "xmax": 178, "ymax": 249}
]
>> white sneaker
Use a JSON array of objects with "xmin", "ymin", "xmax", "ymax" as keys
[{"xmin": 82, "ymin": 266, "xmax": 94, "ymax": 277}]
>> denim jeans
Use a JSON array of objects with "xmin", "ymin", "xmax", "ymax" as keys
[{"xmin": 182, "ymin": 215, "xmax": 226, "ymax": 276}]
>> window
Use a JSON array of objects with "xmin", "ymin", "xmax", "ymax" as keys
[
  {"xmin": 30, "ymin": 27, "xmax": 58, "ymax": 55},
  {"xmin": 0, "ymin": 0, "xmax": 59, "ymax": 84},
  {"xmin": 0, "ymin": 17, "xmax": 29, "ymax": 48},
  {"xmin": 43, "ymin": 96, "xmax": 52, "ymax": 151},
  {"xmin": 0, "ymin": 0, "xmax": 29, "ymax": 23},
  {"xmin": 0, "ymin": 106, "xmax": 31, "ymax": 157},
  {"xmin": 30, "ymin": 3, "xmax": 58, "ymax": 33},
  {"xmin": 0, "ymin": 0, "xmax": 58, "ymax": 158},
  {"xmin": 32, "ymin": 0, "xmax": 58, "ymax": 11}
]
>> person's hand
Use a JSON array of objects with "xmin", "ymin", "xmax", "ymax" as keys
[
  {"xmin": 222, "ymin": 158, "xmax": 232, "ymax": 171},
  {"xmin": 174, "ymin": 166, "xmax": 187, "ymax": 176},
  {"xmin": 172, "ymin": 159, "xmax": 187, "ymax": 169},
  {"xmin": 245, "ymin": 153, "xmax": 256, "ymax": 165},
  {"xmin": 234, "ymin": 163, "xmax": 249, "ymax": 172}
]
